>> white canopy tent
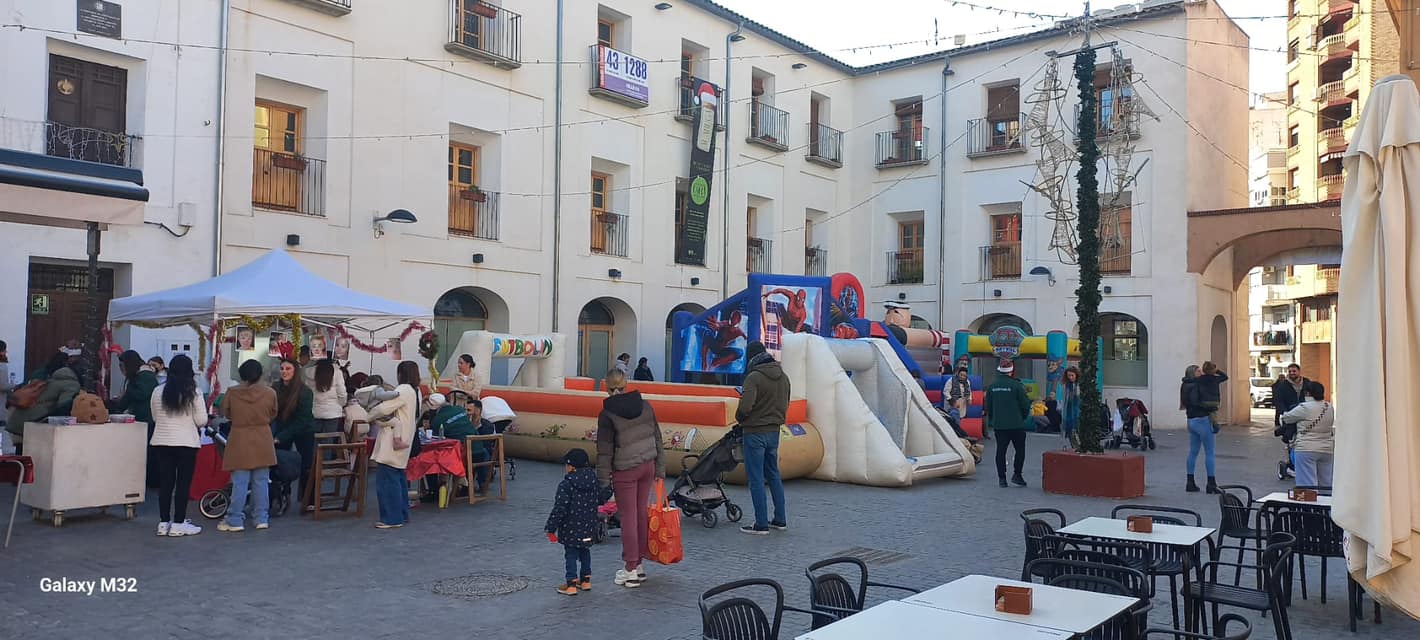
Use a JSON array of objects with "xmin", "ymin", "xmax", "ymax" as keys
[{"xmin": 108, "ymin": 249, "xmax": 430, "ymax": 326}]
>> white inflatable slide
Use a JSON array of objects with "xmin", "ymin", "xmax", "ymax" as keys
[{"xmin": 779, "ymin": 332, "xmax": 976, "ymax": 486}]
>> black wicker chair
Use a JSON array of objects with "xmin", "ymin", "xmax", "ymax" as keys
[
  {"xmin": 803, "ymin": 557, "xmax": 920, "ymax": 629},
  {"xmin": 1144, "ymin": 613, "xmax": 1251, "ymax": 639},
  {"xmin": 1027, "ymin": 558, "xmax": 1152, "ymax": 638},
  {"xmin": 1183, "ymin": 532, "xmax": 1295, "ymax": 640},
  {"xmin": 1216, "ymin": 485, "xmax": 1266, "ymax": 586},
  {"xmin": 700, "ymin": 578, "xmax": 816, "ymax": 640},
  {"xmin": 1021, "ymin": 508, "xmax": 1068, "ymax": 581}
]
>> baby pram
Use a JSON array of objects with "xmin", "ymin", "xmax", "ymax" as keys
[
  {"xmin": 1275, "ymin": 422, "xmax": 1297, "ymax": 480},
  {"xmin": 198, "ymin": 425, "xmax": 300, "ymax": 520},
  {"xmin": 670, "ymin": 427, "xmax": 745, "ymax": 528},
  {"xmin": 1106, "ymin": 398, "xmax": 1156, "ymax": 450}
]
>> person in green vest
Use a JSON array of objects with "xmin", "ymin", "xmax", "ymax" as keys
[
  {"xmin": 983, "ymin": 358, "xmax": 1032, "ymax": 488},
  {"xmin": 111, "ymin": 350, "xmax": 161, "ymax": 487}
]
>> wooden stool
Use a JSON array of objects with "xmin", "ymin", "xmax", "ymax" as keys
[
  {"xmin": 464, "ymin": 435, "xmax": 506, "ymax": 505},
  {"xmin": 303, "ymin": 443, "xmax": 367, "ymax": 520}
]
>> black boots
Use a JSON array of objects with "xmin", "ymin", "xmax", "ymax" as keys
[
  {"xmin": 1186, "ymin": 474, "xmax": 1200, "ymax": 493},
  {"xmin": 999, "ymin": 476, "xmax": 1009, "ymax": 488},
  {"xmin": 1206, "ymin": 477, "xmax": 1220, "ymax": 494},
  {"xmin": 1011, "ymin": 473, "xmax": 1028, "ymax": 487}
]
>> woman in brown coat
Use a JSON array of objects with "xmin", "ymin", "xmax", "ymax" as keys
[{"xmin": 218, "ymin": 359, "xmax": 279, "ymax": 532}]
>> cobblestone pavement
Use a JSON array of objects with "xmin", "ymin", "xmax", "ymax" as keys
[{"xmin": 1, "ymin": 411, "xmax": 1413, "ymax": 639}]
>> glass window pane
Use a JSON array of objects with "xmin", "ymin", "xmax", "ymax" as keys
[
  {"xmin": 459, "ymin": 149, "xmax": 473, "ymax": 166},
  {"xmin": 254, "ymin": 106, "xmax": 269, "ymax": 127},
  {"xmin": 458, "ymin": 167, "xmax": 473, "ymax": 184},
  {"xmin": 284, "ymin": 112, "xmax": 298, "ymax": 133},
  {"xmin": 448, "ymin": 146, "xmax": 454, "ymax": 163},
  {"xmin": 283, "ymin": 133, "xmax": 297, "ymax": 152},
  {"xmin": 254, "ymin": 127, "xmax": 270, "ymax": 150}
]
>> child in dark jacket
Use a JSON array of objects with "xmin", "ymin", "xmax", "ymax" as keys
[
  {"xmin": 1195, "ymin": 362, "xmax": 1229, "ymax": 431},
  {"xmin": 545, "ymin": 449, "xmax": 601, "ymax": 595}
]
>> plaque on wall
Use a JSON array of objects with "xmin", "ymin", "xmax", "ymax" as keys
[{"xmin": 77, "ymin": 0, "xmax": 122, "ymax": 39}]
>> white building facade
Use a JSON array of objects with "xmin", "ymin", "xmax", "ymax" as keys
[{"xmin": 1, "ymin": 0, "xmax": 1248, "ymax": 423}]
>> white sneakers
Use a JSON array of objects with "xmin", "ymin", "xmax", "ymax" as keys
[
  {"xmin": 634, "ymin": 566, "xmax": 647, "ymax": 583},
  {"xmin": 166, "ymin": 520, "xmax": 203, "ymax": 537},
  {"xmin": 613, "ymin": 569, "xmax": 642, "ymax": 588},
  {"xmin": 254, "ymin": 522, "xmax": 269, "ymax": 530},
  {"xmin": 217, "ymin": 522, "xmax": 244, "ymax": 533},
  {"xmin": 156, "ymin": 522, "xmax": 170, "ymax": 536}
]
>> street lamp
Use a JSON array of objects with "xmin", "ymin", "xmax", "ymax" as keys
[{"xmin": 373, "ymin": 209, "xmax": 417, "ymax": 237}]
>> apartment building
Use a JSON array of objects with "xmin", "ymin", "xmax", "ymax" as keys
[
  {"xmin": 1, "ymin": 1, "xmax": 1250, "ymax": 413},
  {"xmin": 1250, "ymin": 92, "xmax": 1289, "ymax": 207},
  {"xmin": 1247, "ymin": 267, "xmax": 1298, "ymax": 379},
  {"xmin": 1284, "ymin": 0, "xmax": 1399, "ymax": 203},
  {"xmin": 0, "ymin": 1, "xmax": 222, "ymax": 378}
]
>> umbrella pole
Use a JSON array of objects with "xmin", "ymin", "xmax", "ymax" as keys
[{"xmin": 85, "ymin": 222, "xmax": 102, "ymax": 394}]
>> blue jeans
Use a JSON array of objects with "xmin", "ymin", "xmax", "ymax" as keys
[
  {"xmin": 472, "ymin": 448, "xmax": 491, "ymax": 490},
  {"xmin": 742, "ymin": 431, "xmax": 786, "ymax": 529},
  {"xmin": 563, "ymin": 545, "xmax": 591, "ymax": 583},
  {"xmin": 375, "ymin": 463, "xmax": 410, "ymax": 525},
  {"xmin": 1293, "ymin": 450, "xmax": 1334, "ymax": 487},
  {"xmin": 227, "ymin": 467, "xmax": 270, "ymax": 528},
  {"xmin": 1186, "ymin": 416, "xmax": 1217, "ymax": 477}
]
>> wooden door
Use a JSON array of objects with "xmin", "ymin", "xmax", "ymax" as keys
[
  {"xmin": 253, "ymin": 101, "xmax": 303, "ymax": 210},
  {"xmin": 25, "ymin": 264, "xmax": 114, "ymax": 377},
  {"xmin": 47, "ymin": 55, "xmax": 128, "ymax": 164},
  {"xmin": 448, "ymin": 143, "xmax": 482, "ymax": 235}
]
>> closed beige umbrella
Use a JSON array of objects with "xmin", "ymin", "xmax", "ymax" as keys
[{"xmin": 1335, "ymin": 74, "xmax": 1420, "ymax": 618}]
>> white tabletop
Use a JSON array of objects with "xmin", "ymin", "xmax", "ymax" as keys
[
  {"xmin": 1256, "ymin": 491, "xmax": 1334, "ymax": 507},
  {"xmin": 1058, "ymin": 516, "xmax": 1215, "ymax": 547},
  {"xmin": 796, "ymin": 600, "xmax": 1071, "ymax": 640},
  {"xmin": 903, "ymin": 574, "xmax": 1138, "ymax": 634}
]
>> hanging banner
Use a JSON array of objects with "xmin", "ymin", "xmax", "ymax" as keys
[{"xmin": 678, "ymin": 77, "xmax": 720, "ymax": 266}]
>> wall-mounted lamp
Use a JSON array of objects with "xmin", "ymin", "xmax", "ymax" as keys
[
  {"xmin": 992, "ymin": 289, "xmax": 1003, "ymax": 298},
  {"xmin": 608, "ymin": 268, "xmax": 623, "ymax": 279},
  {"xmin": 471, "ymin": 253, "xmax": 485, "ymax": 264},
  {"xmin": 729, "ymin": 33, "xmax": 746, "ymax": 43},
  {"xmin": 285, "ymin": 234, "xmax": 300, "ymax": 247},
  {"xmin": 690, "ymin": 277, "xmax": 701, "ymax": 286},
  {"xmin": 1028, "ymin": 265, "xmax": 1055, "ymax": 286},
  {"xmin": 1103, "ymin": 285, "xmax": 1113, "ymax": 294},
  {"xmin": 791, "ymin": 62, "xmax": 807, "ymax": 70},
  {"xmin": 897, "ymin": 292, "xmax": 907, "ymax": 300},
  {"xmin": 373, "ymin": 209, "xmax": 417, "ymax": 237},
  {"xmin": 654, "ymin": 2, "xmax": 672, "ymax": 9}
]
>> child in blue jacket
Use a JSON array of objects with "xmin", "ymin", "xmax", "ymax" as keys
[{"xmin": 545, "ymin": 449, "xmax": 601, "ymax": 595}]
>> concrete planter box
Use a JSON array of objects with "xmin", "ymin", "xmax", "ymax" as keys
[{"xmin": 1042, "ymin": 449, "xmax": 1145, "ymax": 499}]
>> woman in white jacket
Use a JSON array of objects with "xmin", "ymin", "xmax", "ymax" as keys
[
  {"xmin": 367, "ymin": 360, "xmax": 420, "ymax": 528},
  {"xmin": 310, "ymin": 360, "xmax": 347, "ymax": 435},
  {"xmin": 149, "ymin": 354, "xmax": 208, "ymax": 537},
  {"xmin": 1280, "ymin": 381, "xmax": 1335, "ymax": 487}
]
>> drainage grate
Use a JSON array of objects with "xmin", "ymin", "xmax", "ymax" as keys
[
  {"xmin": 823, "ymin": 546, "xmax": 911, "ymax": 566},
  {"xmin": 431, "ymin": 574, "xmax": 530, "ymax": 598}
]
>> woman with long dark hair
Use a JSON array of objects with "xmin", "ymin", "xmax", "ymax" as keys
[
  {"xmin": 149, "ymin": 355, "xmax": 207, "ymax": 536},
  {"xmin": 450, "ymin": 354, "xmax": 480, "ymax": 399},
  {"xmin": 1060, "ymin": 367, "xmax": 1082, "ymax": 448},
  {"xmin": 311, "ymin": 360, "xmax": 347, "ymax": 436},
  {"xmin": 368, "ymin": 360, "xmax": 420, "ymax": 528},
  {"xmin": 272, "ymin": 359, "xmax": 316, "ymax": 506}
]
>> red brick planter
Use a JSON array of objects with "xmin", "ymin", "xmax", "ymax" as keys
[{"xmin": 1042, "ymin": 450, "xmax": 1145, "ymax": 499}]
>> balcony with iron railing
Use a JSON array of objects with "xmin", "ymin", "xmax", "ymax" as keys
[
  {"xmin": 804, "ymin": 246, "xmax": 828, "ymax": 276},
  {"xmin": 43, "ymin": 121, "xmax": 141, "ymax": 167},
  {"xmin": 252, "ymin": 148, "xmax": 325, "ymax": 216},
  {"xmin": 1319, "ymin": 173, "xmax": 1345, "ymax": 200},
  {"xmin": 1314, "ymin": 80, "xmax": 1347, "ymax": 105},
  {"xmin": 747, "ymin": 102, "xmax": 789, "ymax": 151},
  {"xmin": 967, "ymin": 116, "xmax": 1026, "ymax": 158},
  {"xmin": 447, "ymin": 184, "xmax": 499, "ymax": 240},
  {"xmin": 980, "ymin": 244, "xmax": 1021, "ymax": 280},
  {"xmin": 1253, "ymin": 330, "xmax": 1294, "ymax": 348},
  {"xmin": 445, "ymin": 1, "xmax": 521, "ymax": 68},
  {"xmin": 875, "ymin": 126, "xmax": 928, "ymax": 168},
  {"xmin": 806, "ymin": 123, "xmax": 843, "ymax": 168},
  {"xmin": 886, "ymin": 249, "xmax": 924, "ymax": 284},
  {"xmin": 590, "ymin": 209, "xmax": 629, "ymax": 257},
  {"xmin": 747, "ymin": 237, "xmax": 773, "ymax": 273},
  {"xmin": 281, "ymin": 0, "xmax": 351, "ymax": 16},
  {"xmin": 674, "ymin": 75, "xmax": 724, "ymax": 128}
]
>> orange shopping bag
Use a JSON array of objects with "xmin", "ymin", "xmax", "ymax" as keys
[{"xmin": 646, "ymin": 479, "xmax": 684, "ymax": 565}]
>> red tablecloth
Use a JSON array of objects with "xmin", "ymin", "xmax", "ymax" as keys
[
  {"xmin": 189, "ymin": 443, "xmax": 231, "ymax": 501},
  {"xmin": 405, "ymin": 439, "xmax": 465, "ymax": 481},
  {"xmin": 0, "ymin": 456, "xmax": 34, "ymax": 485}
]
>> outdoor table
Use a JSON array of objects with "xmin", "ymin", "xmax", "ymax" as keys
[
  {"xmin": 903, "ymin": 574, "xmax": 1138, "ymax": 635},
  {"xmin": 797, "ymin": 599, "xmax": 1071, "ymax": 640},
  {"xmin": 1256, "ymin": 491, "xmax": 1333, "ymax": 508},
  {"xmin": 1057, "ymin": 517, "xmax": 1216, "ymax": 632},
  {"xmin": 1, "ymin": 455, "xmax": 35, "ymax": 549},
  {"xmin": 406, "ymin": 439, "xmax": 465, "ymax": 510}
]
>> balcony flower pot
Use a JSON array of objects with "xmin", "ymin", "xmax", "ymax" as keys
[
  {"xmin": 1042, "ymin": 449, "xmax": 1145, "ymax": 499},
  {"xmin": 596, "ymin": 212, "xmax": 619, "ymax": 223},
  {"xmin": 460, "ymin": 188, "xmax": 488, "ymax": 203},
  {"xmin": 272, "ymin": 154, "xmax": 307, "ymax": 171},
  {"xmin": 470, "ymin": 2, "xmax": 498, "ymax": 19}
]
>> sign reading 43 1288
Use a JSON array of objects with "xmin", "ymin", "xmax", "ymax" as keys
[{"xmin": 595, "ymin": 44, "xmax": 650, "ymax": 105}]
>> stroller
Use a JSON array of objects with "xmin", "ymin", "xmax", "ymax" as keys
[
  {"xmin": 198, "ymin": 425, "xmax": 301, "ymax": 520},
  {"xmin": 670, "ymin": 427, "xmax": 745, "ymax": 528},
  {"xmin": 1106, "ymin": 398, "xmax": 1156, "ymax": 450},
  {"xmin": 1275, "ymin": 421, "xmax": 1297, "ymax": 480}
]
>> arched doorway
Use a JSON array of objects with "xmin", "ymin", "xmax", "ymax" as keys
[
  {"xmin": 1100, "ymin": 312, "xmax": 1148, "ymax": 387},
  {"xmin": 665, "ymin": 303, "xmax": 706, "ymax": 380},
  {"xmin": 1210, "ymin": 314, "xmax": 1228, "ymax": 419},
  {"xmin": 971, "ymin": 313, "xmax": 1033, "ymax": 336},
  {"xmin": 578, "ymin": 297, "xmax": 637, "ymax": 378},
  {"xmin": 433, "ymin": 288, "xmax": 487, "ymax": 362}
]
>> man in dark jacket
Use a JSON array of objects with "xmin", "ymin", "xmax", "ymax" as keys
[
  {"xmin": 736, "ymin": 341, "xmax": 790, "ymax": 535},
  {"xmin": 984, "ymin": 359, "xmax": 1032, "ymax": 488},
  {"xmin": 1272, "ymin": 363, "xmax": 1310, "ymax": 431}
]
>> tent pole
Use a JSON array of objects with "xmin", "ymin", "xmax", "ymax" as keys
[{"xmin": 85, "ymin": 222, "xmax": 102, "ymax": 393}]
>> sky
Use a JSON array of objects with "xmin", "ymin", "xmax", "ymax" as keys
[{"xmin": 711, "ymin": 0, "xmax": 1287, "ymax": 98}]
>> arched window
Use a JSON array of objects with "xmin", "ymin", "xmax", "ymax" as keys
[
  {"xmin": 974, "ymin": 313, "xmax": 1033, "ymax": 336},
  {"xmin": 578, "ymin": 301, "xmax": 614, "ymax": 326},
  {"xmin": 1100, "ymin": 312, "xmax": 1148, "ymax": 387},
  {"xmin": 910, "ymin": 315, "xmax": 933, "ymax": 330},
  {"xmin": 433, "ymin": 288, "xmax": 488, "ymax": 362}
]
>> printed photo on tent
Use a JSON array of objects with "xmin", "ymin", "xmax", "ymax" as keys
[
  {"xmin": 269, "ymin": 331, "xmax": 294, "ymax": 360},
  {"xmin": 235, "ymin": 326, "xmax": 255, "ymax": 351},
  {"xmin": 682, "ymin": 307, "xmax": 748, "ymax": 374},
  {"xmin": 387, "ymin": 337, "xmax": 402, "ymax": 360},
  {"xmin": 309, "ymin": 331, "xmax": 328, "ymax": 360},
  {"xmin": 333, "ymin": 333, "xmax": 351, "ymax": 361},
  {"xmin": 760, "ymin": 285, "xmax": 819, "ymax": 358}
]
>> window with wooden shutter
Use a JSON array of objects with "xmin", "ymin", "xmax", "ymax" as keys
[
  {"xmin": 46, "ymin": 54, "xmax": 129, "ymax": 164},
  {"xmin": 986, "ymin": 84, "xmax": 1020, "ymax": 121}
]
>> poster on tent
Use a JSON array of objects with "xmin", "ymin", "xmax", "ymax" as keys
[
  {"xmin": 308, "ymin": 330, "xmax": 329, "ymax": 361},
  {"xmin": 759, "ymin": 285, "xmax": 819, "ymax": 359},
  {"xmin": 231, "ymin": 325, "xmax": 270, "ymax": 381},
  {"xmin": 387, "ymin": 337, "xmax": 403, "ymax": 360},
  {"xmin": 682, "ymin": 307, "xmax": 749, "ymax": 374}
]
